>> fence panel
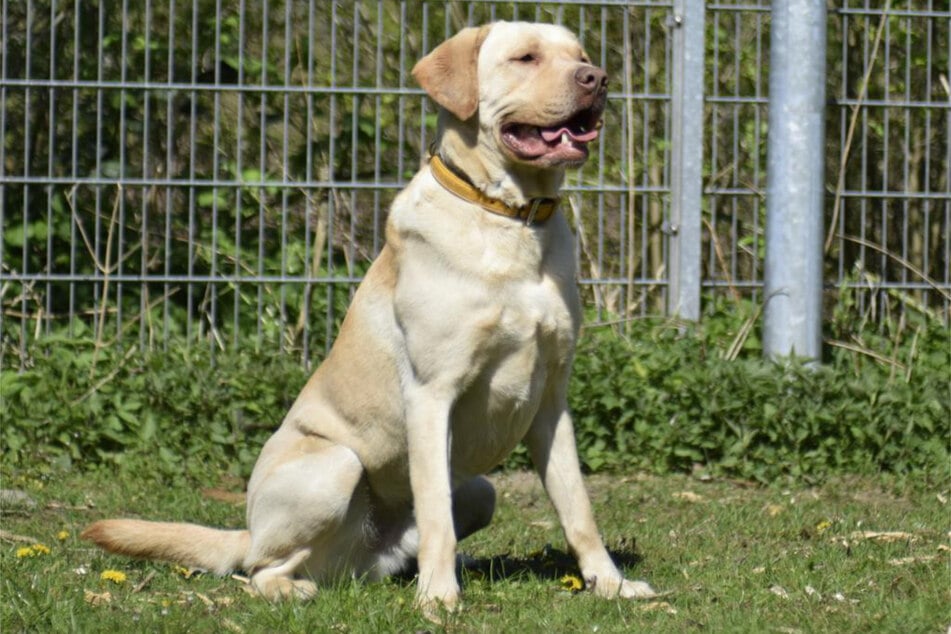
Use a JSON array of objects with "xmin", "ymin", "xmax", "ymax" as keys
[
  {"xmin": 1, "ymin": 0, "xmax": 948, "ymax": 366},
  {"xmin": 825, "ymin": 1, "xmax": 951, "ymax": 324},
  {"xmin": 0, "ymin": 1, "xmax": 679, "ymax": 363}
]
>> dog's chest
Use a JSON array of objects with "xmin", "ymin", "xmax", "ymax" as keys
[{"xmin": 449, "ymin": 276, "xmax": 577, "ymax": 475}]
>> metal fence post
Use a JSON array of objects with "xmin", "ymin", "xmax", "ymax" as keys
[
  {"xmin": 763, "ymin": 0, "xmax": 827, "ymax": 360},
  {"xmin": 668, "ymin": 0, "xmax": 705, "ymax": 320}
]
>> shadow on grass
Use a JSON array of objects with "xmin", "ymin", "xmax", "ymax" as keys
[{"xmin": 394, "ymin": 543, "xmax": 645, "ymax": 587}]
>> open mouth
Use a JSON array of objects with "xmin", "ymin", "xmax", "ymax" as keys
[{"xmin": 500, "ymin": 106, "xmax": 603, "ymax": 165}]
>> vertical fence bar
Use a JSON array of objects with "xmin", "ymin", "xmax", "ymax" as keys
[
  {"xmin": 45, "ymin": 0, "xmax": 56, "ymax": 337},
  {"xmin": 707, "ymin": 8, "xmax": 720, "ymax": 290},
  {"xmin": 20, "ymin": 0, "xmax": 33, "ymax": 359},
  {"xmin": 396, "ymin": 0, "xmax": 407, "ymax": 201},
  {"xmin": 302, "ymin": 0, "xmax": 314, "ymax": 365},
  {"xmin": 325, "ymin": 2, "xmax": 338, "ymax": 353},
  {"xmin": 349, "ymin": 2, "xmax": 360, "ymax": 290},
  {"xmin": 638, "ymin": 6, "xmax": 651, "ymax": 316},
  {"xmin": 163, "ymin": 0, "xmax": 176, "ymax": 348},
  {"xmin": 209, "ymin": 0, "xmax": 223, "ymax": 360},
  {"xmin": 116, "ymin": 0, "xmax": 129, "ymax": 339},
  {"xmin": 69, "ymin": 0, "xmax": 80, "ymax": 337},
  {"xmin": 942, "ymin": 1, "xmax": 951, "ymax": 321},
  {"xmin": 763, "ymin": 0, "xmax": 827, "ymax": 360},
  {"xmin": 234, "ymin": 0, "xmax": 247, "ymax": 351},
  {"xmin": 372, "ymin": 1, "xmax": 384, "ymax": 261},
  {"xmin": 751, "ymin": 5, "xmax": 765, "ymax": 304},
  {"xmin": 279, "ymin": 0, "xmax": 292, "ymax": 354},
  {"xmin": 186, "ymin": 0, "xmax": 197, "ymax": 342},
  {"xmin": 141, "ymin": 0, "xmax": 152, "ymax": 350},
  {"xmin": 667, "ymin": 0, "xmax": 704, "ymax": 320},
  {"xmin": 0, "ymin": 0, "xmax": 7, "ymax": 361},
  {"xmin": 256, "ymin": 1, "xmax": 268, "ymax": 348}
]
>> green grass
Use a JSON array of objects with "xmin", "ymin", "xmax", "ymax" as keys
[
  {"xmin": 2, "ymin": 305, "xmax": 948, "ymax": 631},
  {"xmin": 2, "ymin": 467, "xmax": 947, "ymax": 633}
]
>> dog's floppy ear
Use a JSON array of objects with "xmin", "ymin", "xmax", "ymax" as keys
[{"xmin": 412, "ymin": 25, "xmax": 490, "ymax": 121}]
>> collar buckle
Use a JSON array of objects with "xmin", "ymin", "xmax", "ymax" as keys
[{"xmin": 524, "ymin": 198, "xmax": 543, "ymax": 226}]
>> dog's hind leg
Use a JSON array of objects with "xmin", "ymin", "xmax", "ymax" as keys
[
  {"xmin": 352, "ymin": 475, "xmax": 495, "ymax": 587},
  {"xmin": 243, "ymin": 433, "xmax": 369, "ymax": 600},
  {"xmin": 248, "ymin": 548, "xmax": 318, "ymax": 600},
  {"xmin": 452, "ymin": 476, "xmax": 496, "ymax": 541}
]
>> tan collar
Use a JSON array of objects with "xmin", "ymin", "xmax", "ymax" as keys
[{"xmin": 429, "ymin": 154, "xmax": 559, "ymax": 224}]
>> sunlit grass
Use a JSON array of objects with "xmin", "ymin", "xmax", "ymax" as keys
[{"xmin": 2, "ymin": 468, "xmax": 947, "ymax": 632}]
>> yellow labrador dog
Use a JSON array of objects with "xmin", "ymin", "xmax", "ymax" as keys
[{"xmin": 83, "ymin": 21, "xmax": 656, "ymax": 612}]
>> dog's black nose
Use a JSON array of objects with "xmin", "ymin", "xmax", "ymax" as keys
[{"xmin": 575, "ymin": 65, "xmax": 607, "ymax": 93}]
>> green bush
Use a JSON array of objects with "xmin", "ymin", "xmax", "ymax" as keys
[
  {"xmin": 1, "ymin": 307, "xmax": 948, "ymax": 485},
  {"xmin": 561, "ymin": 319, "xmax": 949, "ymax": 483},
  {"xmin": 1, "ymin": 338, "xmax": 310, "ymax": 481}
]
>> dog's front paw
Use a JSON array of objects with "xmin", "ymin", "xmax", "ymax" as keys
[
  {"xmin": 587, "ymin": 574, "xmax": 657, "ymax": 600},
  {"xmin": 617, "ymin": 578, "xmax": 658, "ymax": 599},
  {"xmin": 414, "ymin": 585, "xmax": 461, "ymax": 623}
]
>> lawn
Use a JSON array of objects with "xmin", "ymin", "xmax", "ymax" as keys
[{"xmin": 1, "ymin": 467, "xmax": 947, "ymax": 633}]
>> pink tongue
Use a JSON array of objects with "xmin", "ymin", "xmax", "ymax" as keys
[{"xmin": 540, "ymin": 126, "xmax": 599, "ymax": 143}]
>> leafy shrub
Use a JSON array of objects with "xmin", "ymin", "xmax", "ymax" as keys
[
  {"xmin": 2, "ymin": 307, "xmax": 948, "ymax": 485},
  {"xmin": 559, "ymin": 318, "xmax": 949, "ymax": 483},
  {"xmin": 1, "ymin": 338, "xmax": 310, "ymax": 481}
]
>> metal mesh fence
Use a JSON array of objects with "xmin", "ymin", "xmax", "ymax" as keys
[
  {"xmin": 827, "ymin": 2, "xmax": 950, "ymax": 323},
  {"xmin": 1, "ymin": 0, "xmax": 948, "ymax": 364}
]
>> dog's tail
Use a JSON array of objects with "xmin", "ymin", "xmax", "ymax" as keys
[{"xmin": 81, "ymin": 519, "xmax": 250, "ymax": 575}]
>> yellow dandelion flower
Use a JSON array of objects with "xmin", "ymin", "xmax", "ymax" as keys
[
  {"xmin": 16, "ymin": 544, "xmax": 51, "ymax": 558},
  {"xmin": 560, "ymin": 574, "xmax": 584, "ymax": 592},
  {"xmin": 100, "ymin": 570, "xmax": 127, "ymax": 584},
  {"xmin": 57, "ymin": 531, "xmax": 70, "ymax": 541},
  {"xmin": 816, "ymin": 520, "xmax": 833, "ymax": 534},
  {"xmin": 173, "ymin": 564, "xmax": 199, "ymax": 579}
]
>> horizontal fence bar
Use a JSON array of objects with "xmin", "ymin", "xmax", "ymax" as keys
[
  {"xmin": 0, "ymin": 176, "xmax": 672, "ymax": 195},
  {"xmin": 833, "ymin": 98, "xmax": 951, "ymax": 110},
  {"xmin": 578, "ymin": 278, "xmax": 950, "ymax": 291},
  {"xmin": 705, "ymin": 187, "xmax": 951, "ymax": 201},
  {"xmin": 463, "ymin": 0, "xmax": 674, "ymax": 5},
  {"xmin": 706, "ymin": 4, "xmax": 771, "ymax": 13},
  {"xmin": 0, "ymin": 79, "xmax": 671, "ymax": 103},
  {"xmin": 836, "ymin": 7, "xmax": 951, "ymax": 18},
  {"xmin": 0, "ymin": 273, "xmax": 366, "ymax": 284},
  {"xmin": 6, "ymin": 270, "xmax": 942, "ymax": 293},
  {"xmin": 706, "ymin": 95, "xmax": 951, "ymax": 109},
  {"xmin": 9, "ymin": 177, "xmax": 944, "ymax": 201},
  {"xmin": 708, "ymin": 5, "xmax": 951, "ymax": 18}
]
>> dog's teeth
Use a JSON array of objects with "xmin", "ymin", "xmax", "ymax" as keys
[{"xmin": 561, "ymin": 132, "xmax": 569, "ymax": 144}]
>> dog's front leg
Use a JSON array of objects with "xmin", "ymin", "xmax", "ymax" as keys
[
  {"xmin": 405, "ymin": 385, "xmax": 460, "ymax": 614},
  {"xmin": 526, "ymin": 400, "xmax": 657, "ymax": 600}
]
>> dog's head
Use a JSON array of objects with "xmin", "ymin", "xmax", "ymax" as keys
[{"xmin": 413, "ymin": 22, "xmax": 608, "ymax": 170}]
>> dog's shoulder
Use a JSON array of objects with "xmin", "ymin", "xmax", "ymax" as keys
[
  {"xmin": 387, "ymin": 164, "xmax": 461, "ymax": 232},
  {"xmin": 385, "ymin": 165, "xmax": 489, "ymax": 269}
]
